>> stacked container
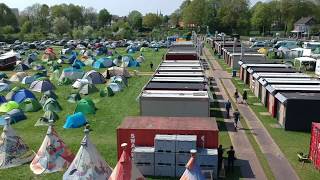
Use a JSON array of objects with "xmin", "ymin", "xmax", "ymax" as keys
[{"xmin": 154, "ymin": 135, "xmax": 176, "ymax": 177}]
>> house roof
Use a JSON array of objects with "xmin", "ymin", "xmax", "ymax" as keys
[
  {"xmin": 275, "ymin": 92, "xmax": 320, "ymax": 103},
  {"xmin": 295, "ymin": 17, "xmax": 314, "ymax": 25}
]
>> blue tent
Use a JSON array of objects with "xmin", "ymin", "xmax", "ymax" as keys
[
  {"xmin": 12, "ymin": 89, "xmax": 36, "ymax": 103},
  {"xmin": 128, "ymin": 60, "xmax": 140, "ymax": 67},
  {"xmin": 72, "ymin": 59, "xmax": 85, "ymax": 68},
  {"xmin": 63, "ymin": 112, "xmax": 87, "ymax": 129},
  {"xmin": 0, "ymin": 109, "xmax": 27, "ymax": 125},
  {"xmin": 93, "ymin": 58, "xmax": 113, "ymax": 69},
  {"xmin": 67, "ymin": 52, "xmax": 77, "ymax": 64},
  {"xmin": 96, "ymin": 47, "xmax": 108, "ymax": 55},
  {"xmin": 0, "ymin": 95, "xmax": 6, "ymax": 104}
]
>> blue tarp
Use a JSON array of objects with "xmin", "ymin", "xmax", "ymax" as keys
[
  {"xmin": 63, "ymin": 112, "xmax": 87, "ymax": 129},
  {"xmin": 12, "ymin": 89, "xmax": 36, "ymax": 103}
]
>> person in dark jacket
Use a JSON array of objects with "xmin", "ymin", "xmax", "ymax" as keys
[
  {"xmin": 233, "ymin": 109, "xmax": 240, "ymax": 129},
  {"xmin": 218, "ymin": 144, "xmax": 224, "ymax": 175},
  {"xmin": 242, "ymin": 90, "xmax": 248, "ymax": 104},
  {"xmin": 150, "ymin": 61, "xmax": 154, "ymax": 71},
  {"xmin": 227, "ymin": 146, "xmax": 236, "ymax": 171},
  {"xmin": 234, "ymin": 89, "xmax": 239, "ymax": 103},
  {"xmin": 225, "ymin": 100, "xmax": 231, "ymax": 118}
]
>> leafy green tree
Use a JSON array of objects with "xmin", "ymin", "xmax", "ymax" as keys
[
  {"xmin": 83, "ymin": 7, "xmax": 98, "ymax": 28},
  {"xmin": 2, "ymin": 25, "xmax": 15, "ymax": 34},
  {"xmin": 98, "ymin": 9, "xmax": 112, "ymax": 27},
  {"xmin": 21, "ymin": 21, "xmax": 32, "ymax": 33},
  {"xmin": 128, "ymin": 10, "xmax": 143, "ymax": 30},
  {"xmin": 143, "ymin": 13, "xmax": 162, "ymax": 29},
  {"xmin": 0, "ymin": 3, "xmax": 18, "ymax": 28},
  {"xmin": 66, "ymin": 4, "xmax": 84, "ymax": 27},
  {"xmin": 182, "ymin": 0, "xmax": 209, "ymax": 27},
  {"xmin": 53, "ymin": 16, "xmax": 71, "ymax": 36},
  {"xmin": 83, "ymin": 25, "xmax": 94, "ymax": 38},
  {"xmin": 251, "ymin": 2, "xmax": 273, "ymax": 34}
]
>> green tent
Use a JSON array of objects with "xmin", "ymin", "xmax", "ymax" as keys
[
  {"xmin": 99, "ymin": 89, "xmax": 106, "ymax": 97},
  {"xmin": 74, "ymin": 98, "xmax": 96, "ymax": 114},
  {"xmin": 35, "ymin": 110, "xmax": 59, "ymax": 126},
  {"xmin": 44, "ymin": 90, "xmax": 58, "ymax": 99},
  {"xmin": 50, "ymin": 69, "xmax": 60, "ymax": 81},
  {"xmin": 43, "ymin": 98, "xmax": 62, "ymax": 112},
  {"xmin": 20, "ymin": 98, "xmax": 42, "ymax": 112},
  {"xmin": 67, "ymin": 93, "xmax": 81, "ymax": 103},
  {"xmin": 0, "ymin": 101, "xmax": 19, "ymax": 113}
]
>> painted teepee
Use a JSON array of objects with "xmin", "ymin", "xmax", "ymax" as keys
[
  {"xmin": 0, "ymin": 117, "xmax": 34, "ymax": 169},
  {"xmin": 30, "ymin": 120, "xmax": 75, "ymax": 174},
  {"xmin": 180, "ymin": 150, "xmax": 205, "ymax": 180},
  {"xmin": 109, "ymin": 143, "xmax": 145, "ymax": 180},
  {"xmin": 63, "ymin": 127, "xmax": 113, "ymax": 180}
]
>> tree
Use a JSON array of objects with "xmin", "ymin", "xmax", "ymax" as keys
[
  {"xmin": 83, "ymin": 7, "xmax": 98, "ymax": 28},
  {"xmin": 21, "ymin": 21, "xmax": 32, "ymax": 33},
  {"xmin": 128, "ymin": 10, "xmax": 143, "ymax": 30},
  {"xmin": 2, "ymin": 25, "xmax": 15, "ymax": 34},
  {"xmin": 182, "ymin": 0, "xmax": 209, "ymax": 27},
  {"xmin": 0, "ymin": 3, "xmax": 18, "ymax": 28},
  {"xmin": 83, "ymin": 25, "xmax": 94, "ymax": 38},
  {"xmin": 53, "ymin": 16, "xmax": 71, "ymax": 36},
  {"xmin": 143, "ymin": 13, "xmax": 162, "ymax": 29},
  {"xmin": 66, "ymin": 4, "xmax": 84, "ymax": 27},
  {"xmin": 169, "ymin": 10, "xmax": 181, "ymax": 27},
  {"xmin": 98, "ymin": 9, "xmax": 112, "ymax": 27},
  {"xmin": 251, "ymin": 2, "xmax": 273, "ymax": 34}
]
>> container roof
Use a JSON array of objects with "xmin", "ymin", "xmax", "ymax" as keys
[
  {"xmin": 253, "ymin": 72, "xmax": 310, "ymax": 79},
  {"xmin": 275, "ymin": 92, "xmax": 320, "ymax": 103},
  {"xmin": 155, "ymin": 72, "xmax": 204, "ymax": 77},
  {"xmin": 160, "ymin": 63, "xmax": 201, "ymax": 67},
  {"xmin": 141, "ymin": 90, "xmax": 209, "ymax": 98},
  {"xmin": 151, "ymin": 76, "xmax": 206, "ymax": 83},
  {"xmin": 248, "ymin": 67, "xmax": 296, "ymax": 74},
  {"xmin": 163, "ymin": 60, "xmax": 200, "ymax": 63},
  {"xmin": 259, "ymin": 78, "xmax": 320, "ymax": 87},
  {"xmin": 266, "ymin": 84, "xmax": 320, "ymax": 95},
  {"xmin": 118, "ymin": 116, "xmax": 218, "ymax": 131},
  {"xmin": 145, "ymin": 82, "xmax": 205, "ymax": 91},
  {"xmin": 158, "ymin": 67, "xmax": 203, "ymax": 71}
]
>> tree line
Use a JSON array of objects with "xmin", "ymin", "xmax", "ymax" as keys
[{"xmin": 0, "ymin": 0, "xmax": 320, "ymax": 42}]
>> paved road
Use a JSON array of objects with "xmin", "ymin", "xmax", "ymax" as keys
[{"xmin": 204, "ymin": 47, "xmax": 300, "ymax": 180}]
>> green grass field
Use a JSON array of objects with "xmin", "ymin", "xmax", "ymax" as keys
[
  {"xmin": 208, "ymin": 48, "xmax": 320, "ymax": 180},
  {"xmin": 0, "ymin": 47, "xmax": 168, "ymax": 179}
]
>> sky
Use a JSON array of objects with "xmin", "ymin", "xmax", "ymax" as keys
[{"xmin": 1, "ymin": 0, "xmax": 267, "ymax": 16}]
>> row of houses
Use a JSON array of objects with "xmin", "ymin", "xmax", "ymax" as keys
[{"xmin": 212, "ymin": 39, "xmax": 320, "ymax": 132}]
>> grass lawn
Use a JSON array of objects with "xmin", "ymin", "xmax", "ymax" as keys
[
  {"xmin": 208, "ymin": 47, "xmax": 320, "ymax": 180},
  {"xmin": 0, "ymin": 47, "xmax": 167, "ymax": 179}
]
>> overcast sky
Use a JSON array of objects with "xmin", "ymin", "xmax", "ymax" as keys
[{"xmin": 1, "ymin": 0, "xmax": 267, "ymax": 16}]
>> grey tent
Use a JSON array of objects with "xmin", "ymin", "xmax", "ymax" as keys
[
  {"xmin": 67, "ymin": 93, "xmax": 81, "ymax": 103},
  {"xmin": 30, "ymin": 80, "xmax": 55, "ymax": 93},
  {"xmin": 21, "ymin": 76, "xmax": 36, "ymax": 85},
  {"xmin": 14, "ymin": 64, "xmax": 30, "ymax": 72},
  {"xmin": 82, "ymin": 70, "xmax": 106, "ymax": 84},
  {"xmin": 79, "ymin": 84, "xmax": 99, "ymax": 95},
  {"xmin": 35, "ymin": 110, "xmax": 59, "ymax": 126},
  {"xmin": 43, "ymin": 98, "xmax": 62, "ymax": 112}
]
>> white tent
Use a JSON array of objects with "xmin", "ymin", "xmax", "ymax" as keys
[
  {"xmin": 30, "ymin": 121, "xmax": 75, "ymax": 174},
  {"xmin": 72, "ymin": 79, "xmax": 89, "ymax": 89},
  {"xmin": 63, "ymin": 129, "xmax": 112, "ymax": 180},
  {"xmin": 106, "ymin": 67, "xmax": 131, "ymax": 78},
  {"xmin": 109, "ymin": 143, "xmax": 144, "ymax": 180},
  {"xmin": 0, "ymin": 117, "xmax": 34, "ymax": 169}
]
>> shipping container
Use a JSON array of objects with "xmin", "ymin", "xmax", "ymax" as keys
[
  {"xmin": 157, "ymin": 67, "xmax": 204, "ymax": 72},
  {"xmin": 154, "ymin": 71, "xmax": 205, "ymax": 77},
  {"xmin": 309, "ymin": 122, "xmax": 320, "ymax": 169},
  {"xmin": 145, "ymin": 82, "xmax": 206, "ymax": 91},
  {"xmin": 117, "ymin": 116, "xmax": 219, "ymax": 159}
]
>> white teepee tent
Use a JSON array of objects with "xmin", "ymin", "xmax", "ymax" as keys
[
  {"xmin": 109, "ymin": 143, "xmax": 145, "ymax": 180},
  {"xmin": 180, "ymin": 150, "xmax": 205, "ymax": 180},
  {"xmin": 63, "ymin": 128, "xmax": 112, "ymax": 180},
  {"xmin": 0, "ymin": 117, "xmax": 34, "ymax": 169},
  {"xmin": 30, "ymin": 121, "xmax": 75, "ymax": 174}
]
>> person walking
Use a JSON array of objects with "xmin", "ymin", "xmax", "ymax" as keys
[
  {"xmin": 234, "ymin": 89, "xmax": 239, "ymax": 103},
  {"xmin": 242, "ymin": 90, "xmax": 248, "ymax": 104},
  {"xmin": 225, "ymin": 100, "xmax": 231, "ymax": 118},
  {"xmin": 233, "ymin": 109, "xmax": 240, "ymax": 130},
  {"xmin": 150, "ymin": 61, "xmax": 154, "ymax": 71},
  {"xmin": 227, "ymin": 146, "xmax": 236, "ymax": 171},
  {"xmin": 218, "ymin": 144, "xmax": 224, "ymax": 175}
]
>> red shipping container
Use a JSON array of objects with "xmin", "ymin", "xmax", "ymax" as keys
[
  {"xmin": 117, "ymin": 116, "xmax": 219, "ymax": 159},
  {"xmin": 309, "ymin": 122, "xmax": 320, "ymax": 170}
]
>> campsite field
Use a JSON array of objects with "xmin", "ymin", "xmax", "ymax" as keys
[{"xmin": 0, "ymin": 47, "xmax": 168, "ymax": 179}]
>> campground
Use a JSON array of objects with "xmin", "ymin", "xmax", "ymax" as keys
[{"xmin": 0, "ymin": 47, "xmax": 166, "ymax": 179}]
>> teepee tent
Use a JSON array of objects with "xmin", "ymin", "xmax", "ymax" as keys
[
  {"xmin": 74, "ymin": 98, "xmax": 96, "ymax": 114},
  {"xmin": 63, "ymin": 128, "xmax": 112, "ymax": 179},
  {"xmin": 35, "ymin": 110, "xmax": 59, "ymax": 126},
  {"xmin": 83, "ymin": 70, "xmax": 106, "ymax": 84},
  {"xmin": 180, "ymin": 150, "xmax": 205, "ymax": 180},
  {"xmin": 20, "ymin": 98, "xmax": 42, "ymax": 112},
  {"xmin": 30, "ymin": 121, "xmax": 75, "ymax": 174},
  {"xmin": 30, "ymin": 80, "xmax": 55, "ymax": 93},
  {"xmin": 79, "ymin": 84, "xmax": 98, "ymax": 95},
  {"xmin": 109, "ymin": 143, "xmax": 145, "ymax": 180},
  {"xmin": 0, "ymin": 117, "xmax": 34, "ymax": 169}
]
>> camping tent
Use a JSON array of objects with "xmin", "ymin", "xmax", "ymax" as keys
[
  {"xmin": 0, "ymin": 83, "xmax": 10, "ymax": 92},
  {"xmin": 83, "ymin": 70, "xmax": 106, "ymax": 84},
  {"xmin": 59, "ymin": 67, "xmax": 84, "ymax": 82},
  {"xmin": 108, "ymin": 83, "xmax": 122, "ymax": 93},
  {"xmin": 30, "ymin": 122, "xmax": 75, "ymax": 174},
  {"xmin": 136, "ymin": 56, "xmax": 145, "ymax": 63},
  {"xmin": 180, "ymin": 150, "xmax": 205, "ymax": 180},
  {"xmin": 11, "ymin": 89, "xmax": 36, "ymax": 103},
  {"xmin": 63, "ymin": 128, "xmax": 112, "ymax": 179},
  {"xmin": 20, "ymin": 98, "xmax": 42, "ymax": 112},
  {"xmin": 72, "ymin": 79, "xmax": 89, "ymax": 89},
  {"xmin": 106, "ymin": 67, "xmax": 131, "ymax": 78},
  {"xmin": 79, "ymin": 83, "xmax": 99, "ymax": 95},
  {"xmin": 43, "ymin": 98, "xmax": 62, "ymax": 113},
  {"xmin": 14, "ymin": 64, "xmax": 29, "ymax": 72},
  {"xmin": 33, "ymin": 65, "xmax": 46, "ymax": 71},
  {"xmin": 109, "ymin": 143, "xmax": 144, "ymax": 180},
  {"xmin": 83, "ymin": 57, "xmax": 95, "ymax": 66},
  {"xmin": 0, "ymin": 109, "xmax": 26, "ymax": 125},
  {"xmin": 22, "ymin": 76, "xmax": 36, "ymax": 85},
  {"xmin": 0, "ymin": 72, "xmax": 8, "ymax": 79},
  {"xmin": 50, "ymin": 69, "xmax": 60, "ymax": 81},
  {"xmin": 44, "ymin": 90, "xmax": 58, "ymax": 99},
  {"xmin": 93, "ymin": 58, "xmax": 113, "ymax": 69},
  {"xmin": 42, "ymin": 48, "xmax": 56, "ymax": 62},
  {"xmin": 30, "ymin": 80, "xmax": 55, "ymax": 93},
  {"xmin": 0, "ymin": 101, "xmax": 19, "ymax": 113},
  {"xmin": 74, "ymin": 98, "xmax": 96, "ymax": 114},
  {"xmin": 9, "ymin": 72, "xmax": 28, "ymax": 82},
  {"xmin": 111, "ymin": 76, "xmax": 128, "ymax": 87},
  {"xmin": 5, "ymin": 87, "xmax": 20, "ymax": 101},
  {"xmin": 67, "ymin": 93, "xmax": 81, "ymax": 103},
  {"xmin": 39, "ymin": 91, "xmax": 57, "ymax": 106},
  {"xmin": 35, "ymin": 110, "xmax": 59, "ymax": 126},
  {"xmin": 72, "ymin": 59, "xmax": 85, "ymax": 68},
  {"xmin": 310, "ymin": 122, "xmax": 320, "ymax": 170},
  {"xmin": 63, "ymin": 112, "xmax": 87, "ymax": 129},
  {"xmin": 0, "ymin": 117, "xmax": 34, "ymax": 169},
  {"xmin": 0, "ymin": 95, "xmax": 6, "ymax": 104}
]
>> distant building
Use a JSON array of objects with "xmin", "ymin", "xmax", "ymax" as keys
[
  {"xmin": 292, "ymin": 17, "xmax": 316, "ymax": 36},
  {"xmin": 10, "ymin": 8, "xmax": 19, "ymax": 17}
]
